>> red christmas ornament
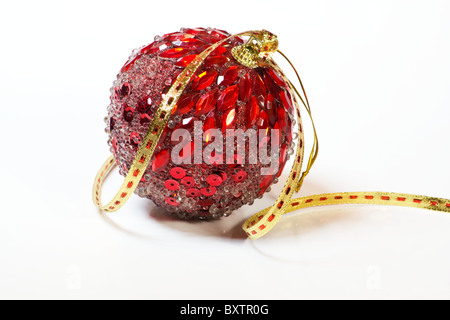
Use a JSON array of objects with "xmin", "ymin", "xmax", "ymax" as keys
[{"xmin": 105, "ymin": 28, "xmax": 295, "ymax": 219}]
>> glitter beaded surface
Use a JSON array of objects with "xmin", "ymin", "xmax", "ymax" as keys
[{"xmin": 105, "ymin": 28, "xmax": 295, "ymax": 220}]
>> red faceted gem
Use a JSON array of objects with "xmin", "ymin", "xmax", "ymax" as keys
[
  {"xmin": 279, "ymin": 89, "xmax": 294, "ymax": 114},
  {"xmin": 210, "ymin": 29, "xmax": 230, "ymax": 39},
  {"xmin": 221, "ymin": 108, "xmax": 236, "ymax": 132},
  {"xmin": 201, "ymin": 186, "xmax": 217, "ymax": 196},
  {"xmin": 205, "ymin": 56, "xmax": 230, "ymax": 67},
  {"xmin": 217, "ymin": 85, "xmax": 239, "ymax": 111},
  {"xmin": 195, "ymin": 89, "xmax": 217, "ymax": 116},
  {"xmin": 184, "ymin": 28, "xmax": 207, "ymax": 35},
  {"xmin": 263, "ymin": 71, "xmax": 280, "ymax": 96},
  {"xmin": 157, "ymin": 127, "xmax": 169, "ymax": 147},
  {"xmin": 181, "ymin": 176, "xmax": 196, "ymax": 187},
  {"xmin": 176, "ymin": 116, "xmax": 195, "ymax": 130},
  {"xmin": 152, "ymin": 149, "xmax": 170, "ymax": 172},
  {"xmin": 207, "ymin": 174, "xmax": 223, "ymax": 187},
  {"xmin": 257, "ymin": 110, "xmax": 269, "ymax": 129},
  {"xmin": 123, "ymin": 105, "xmax": 135, "ymax": 122},
  {"xmin": 233, "ymin": 171, "xmax": 248, "ymax": 183},
  {"xmin": 203, "ymin": 113, "xmax": 216, "ymax": 143},
  {"xmin": 170, "ymin": 167, "xmax": 187, "ymax": 179},
  {"xmin": 259, "ymin": 174, "xmax": 274, "ymax": 196},
  {"xmin": 267, "ymin": 68, "xmax": 286, "ymax": 87},
  {"xmin": 238, "ymin": 73, "xmax": 252, "ymax": 103},
  {"xmin": 175, "ymin": 54, "xmax": 198, "ymax": 67},
  {"xmin": 191, "ymin": 70, "xmax": 218, "ymax": 91},
  {"xmin": 173, "ymin": 92, "xmax": 199, "ymax": 115},
  {"xmin": 265, "ymin": 92, "xmax": 275, "ymax": 110},
  {"xmin": 160, "ymin": 47, "xmax": 190, "ymax": 59},
  {"xmin": 219, "ymin": 66, "xmax": 240, "ymax": 86},
  {"xmin": 178, "ymin": 38, "xmax": 205, "ymax": 49},
  {"xmin": 245, "ymin": 96, "xmax": 259, "ymax": 128},
  {"xmin": 253, "ymin": 73, "xmax": 267, "ymax": 100},
  {"xmin": 278, "ymin": 106, "xmax": 288, "ymax": 134},
  {"xmin": 162, "ymin": 32, "xmax": 193, "ymax": 41},
  {"xmin": 186, "ymin": 188, "xmax": 201, "ymax": 197},
  {"xmin": 211, "ymin": 46, "xmax": 228, "ymax": 57},
  {"xmin": 266, "ymin": 94, "xmax": 278, "ymax": 127},
  {"xmin": 141, "ymin": 41, "xmax": 170, "ymax": 55},
  {"xmin": 194, "ymin": 45, "xmax": 210, "ymax": 54},
  {"xmin": 196, "ymin": 31, "xmax": 221, "ymax": 43},
  {"xmin": 165, "ymin": 179, "xmax": 180, "ymax": 191},
  {"xmin": 140, "ymin": 113, "xmax": 151, "ymax": 125}
]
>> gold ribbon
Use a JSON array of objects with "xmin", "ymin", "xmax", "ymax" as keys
[{"xmin": 93, "ymin": 30, "xmax": 450, "ymax": 239}]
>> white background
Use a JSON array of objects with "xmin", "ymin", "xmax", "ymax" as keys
[{"xmin": 1, "ymin": 0, "xmax": 450, "ymax": 300}]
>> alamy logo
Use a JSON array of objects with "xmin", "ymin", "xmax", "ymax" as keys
[{"xmin": 171, "ymin": 121, "xmax": 280, "ymax": 175}]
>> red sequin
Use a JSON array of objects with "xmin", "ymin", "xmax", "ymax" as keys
[
  {"xmin": 233, "ymin": 171, "xmax": 248, "ymax": 183},
  {"xmin": 170, "ymin": 167, "xmax": 187, "ymax": 179},
  {"xmin": 181, "ymin": 176, "xmax": 196, "ymax": 187},
  {"xmin": 187, "ymin": 188, "xmax": 201, "ymax": 197},
  {"xmin": 207, "ymin": 174, "xmax": 223, "ymax": 186},
  {"xmin": 165, "ymin": 179, "xmax": 180, "ymax": 191},
  {"xmin": 201, "ymin": 187, "xmax": 217, "ymax": 197},
  {"xmin": 165, "ymin": 197, "xmax": 179, "ymax": 206}
]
